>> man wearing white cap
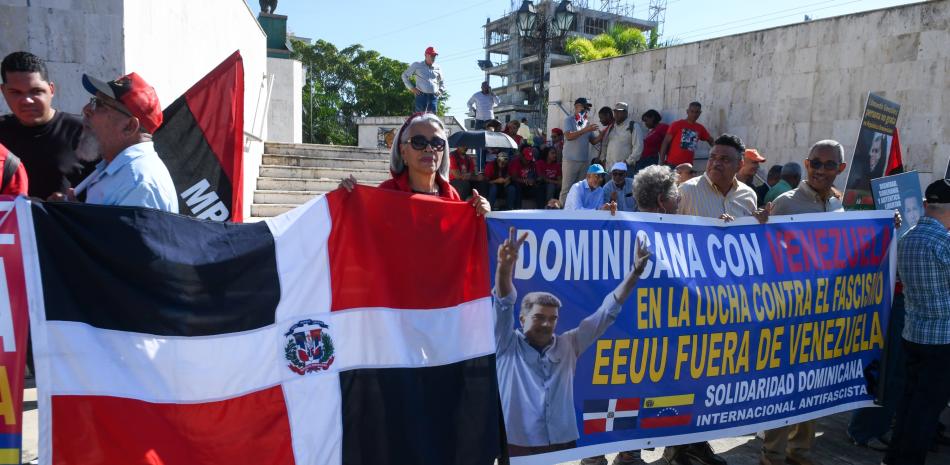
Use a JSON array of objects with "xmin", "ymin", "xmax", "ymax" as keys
[
  {"xmin": 602, "ymin": 161, "xmax": 637, "ymax": 212},
  {"xmin": 602, "ymin": 102, "xmax": 644, "ymax": 172}
]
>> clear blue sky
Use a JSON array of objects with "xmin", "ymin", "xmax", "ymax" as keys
[{"xmin": 246, "ymin": 0, "xmax": 920, "ymax": 125}]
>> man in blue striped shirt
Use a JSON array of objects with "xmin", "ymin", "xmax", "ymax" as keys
[
  {"xmin": 884, "ymin": 178, "xmax": 950, "ymax": 465},
  {"xmin": 564, "ymin": 164, "xmax": 607, "ymax": 210}
]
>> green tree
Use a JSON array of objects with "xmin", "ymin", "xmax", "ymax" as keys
[
  {"xmin": 293, "ymin": 39, "xmax": 413, "ymax": 145},
  {"xmin": 565, "ymin": 25, "xmax": 648, "ymax": 62}
]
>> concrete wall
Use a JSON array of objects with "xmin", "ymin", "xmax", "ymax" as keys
[
  {"xmin": 0, "ymin": 0, "xmax": 125, "ymax": 114},
  {"xmin": 548, "ymin": 1, "xmax": 950, "ymax": 187},
  {"xmin": 265, "ymin": 56, "xmax": 303, "ymax": 143},
  {"xmin": 0, "ymin": 0, "xmax": 268, "ymax": 220},
  {"xmin": 356, "ymin": 116, "xmax": 466, "ymax": 149}
]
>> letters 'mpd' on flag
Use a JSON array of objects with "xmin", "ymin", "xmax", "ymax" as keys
[
  {"xmin": 15, "ymin": 186, "xmax": 500, "ymax": 465},
  {"xmin": 153, "ymin": 50, "xmax": 245, "ymax": 222}
]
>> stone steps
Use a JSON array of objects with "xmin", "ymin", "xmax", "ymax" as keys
[
  {"xmin": 263, "ymin": 154, "xmax": 390, "ymax": 170},
  {"xmin": 264, "ymin": 142, "xmax": 389, "ymax": 159},
  {"xmin": 258, "ymin": 167, "xmax": 390, "ymax": 184},
  {"xmin": 251, "ymin": 143, "xmax": 395, "ymax": 218},
  {"xmin": 250, "ymin": 203, "xmax": 300, "ymax": 217}
]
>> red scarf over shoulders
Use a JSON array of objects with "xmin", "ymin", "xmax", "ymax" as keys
[{"xmin": 377, "ymin": 170, "xmax": 461, "ymax": 200}]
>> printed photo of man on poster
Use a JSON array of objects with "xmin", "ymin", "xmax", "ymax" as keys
[
  {"xmin": 843, "ymin": 93, "xmax": 900, "ymax": 209},
  {"xmin": 492, "ymin": 227, "xmax": 650, "ymax": 457}
]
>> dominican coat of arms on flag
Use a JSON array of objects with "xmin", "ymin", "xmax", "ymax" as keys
[{"xmin": 12, "ymin": 186, "xmax": 502, "ymax": 464}]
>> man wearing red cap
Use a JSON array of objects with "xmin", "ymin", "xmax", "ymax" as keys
[
  {"xmin": 57, "ymin": 72, "xmax": 178, "ymax": 212},
  {"xmin": 401, "ymin": 46, "xmax": 445, "ymax": 113}
]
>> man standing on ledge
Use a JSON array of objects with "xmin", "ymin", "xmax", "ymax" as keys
[
  {"xmin": 402, "ymin": 46, "xmax": 445, "ymax": 113},
  {"xmin": 467, "ymin": 81, "xmax": 499, "ymax": 130},
  {"xmin": 659, "ymin": 102, "xmax": 714, "ymax": 168},
  {"xmin": 51, "ymin": 72, "xmax": 177, "ymax": 213},
  {"xmin": 494, "ymin": 227, "xmax": 650, "ymax": 456}
]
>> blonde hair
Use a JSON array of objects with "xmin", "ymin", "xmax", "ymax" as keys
[{"xmin": 390, "ymin": 113, "xmax": 451, "ymax": 181}]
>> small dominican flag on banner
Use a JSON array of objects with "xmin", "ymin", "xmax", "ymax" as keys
[{"xmin": 582, "ymin": 398, "xmax": 640, "ymax": 434}]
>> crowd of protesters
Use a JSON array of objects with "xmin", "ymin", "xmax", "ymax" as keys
[
  {"xmin": 447, "ymin": 85, "xmax": 950, "ymax": 465},
  {"xmin": 2, "ymin": 45, "xmax": 949, "ymax": 465}
]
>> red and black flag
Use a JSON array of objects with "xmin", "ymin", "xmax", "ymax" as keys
[{"xmin": 153, "ymin": 51, "xmax": 245, "ymax": 222}]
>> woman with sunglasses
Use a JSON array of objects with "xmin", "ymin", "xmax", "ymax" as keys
[{"xmin": 339, "ymin": 113, "xmax": 491, "ymax": 215}]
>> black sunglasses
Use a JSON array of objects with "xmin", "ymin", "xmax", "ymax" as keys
[
  {"xmin": 806, "ymin": 159, "xmax": 840, "ymax": 171},
  {"xmin": 408, "ymin": 135, "xmax": 446, "ymax": 151}
]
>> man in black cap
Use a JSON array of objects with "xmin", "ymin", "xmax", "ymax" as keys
[
  {"xmin": 884, "ymin": 178, "xmax": 950, "ymax": 465},
  {"xmin": 559, "ymin": 97, "xmax": 599, "ymax": 205}
]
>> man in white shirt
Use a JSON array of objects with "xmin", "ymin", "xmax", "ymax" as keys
[
  {"xmin": 677, "ymin": 134, "xmax": 757, "ymax": 221},
  {"xmin": 467, "ymin": 81, "xmax": 500, "ymax": 129},
  {"xmin": 602, "ymin": 102, "xmax": 645, "ymax": 171}
]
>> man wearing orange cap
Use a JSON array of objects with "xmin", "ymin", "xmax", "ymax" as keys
[
  {"xmin": 401, "ymin": 46, "xmax": 445, "ymax": 113},
  {"xmin": 56, "ymin": 72, "xmax": 177, "ymax": 213},
  {"xmin": 736, "ymin": 148, "xmax": 766, "ymax": 189}
]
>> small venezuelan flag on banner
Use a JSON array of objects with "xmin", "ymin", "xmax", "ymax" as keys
[{"xmin": 639, "ymin": 394, "xmax": 694, "ymax": 429}]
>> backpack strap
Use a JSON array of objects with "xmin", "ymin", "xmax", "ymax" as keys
[{"xmin": 1, "ymin": 152, "xmax": 21, "ymax": 194}]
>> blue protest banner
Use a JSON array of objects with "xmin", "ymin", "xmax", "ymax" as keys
[{"xmin": 487, "ymin": 209, "xmax": 896, "ymax": 464}]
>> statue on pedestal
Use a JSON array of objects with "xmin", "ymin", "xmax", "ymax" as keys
[{"xmin": 260, "ymin": 0, "xmax": 278, "ymax": 14}]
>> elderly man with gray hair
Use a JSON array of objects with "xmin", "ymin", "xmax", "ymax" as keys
[
  {"xmin": 760, "ymin": 140, "xmax": 848, "ymax": 465},
  {"xmin": 494, "ymin": 227, "xmax": 650, "ymax": 457}
]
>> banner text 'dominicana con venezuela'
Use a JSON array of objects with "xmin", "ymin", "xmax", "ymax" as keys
[{"xmin": 487, "ymin": 210, "xmax": 895, "ymax": 464}]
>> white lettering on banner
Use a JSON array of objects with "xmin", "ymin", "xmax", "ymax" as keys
[
  {"xmin": 515, "ymin": 228, "xmax": 761, "ymax": 282},
  {"xmin": 0, "ymin": 259, "xmax": 17, "ymax": 352},
  {"xmin": 181, "ymin": 179, "xmax": 230, "ymax": 221}
]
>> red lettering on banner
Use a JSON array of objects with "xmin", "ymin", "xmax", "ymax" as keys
[{"xmin": 768, "ymin": 224, "xmax": 891, "ymax": 274}]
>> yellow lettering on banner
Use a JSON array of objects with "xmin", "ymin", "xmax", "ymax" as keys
[
  {"xmin": 611, "ymin": 339, "xmax": 631, "ymax": 384},
  {"xmin": 637, "ymin": 287, "xmax": 660, "ymax": 329},
  {"xmin": 0, "ymin": 367, "xmax": 13, "ymax": 426},
  {"xmin": 769, "ymin": 326, "xmax": 784, "ymax": 369},
  {"xmin": 869, "ymin": 312, "xmax": 884, "ymax": 350},
  {"xmin": 676, "ymin": 287, "xmax": 691, "ymax": 327},
  {"xmin": 756, "ymin": 328, "xmax": 772, "ymax": 370},
  {"xmin": 832, "ymin": 276, "xmax": 843, "ymax": 312},
  {"xmin": 592, "ymin": 340, "xmax": 611, "ymax": 384},
  {"xmin": 674, "ymin": 335, "xmax": 690, "ymax": 380},
  {"xmin": 708, "ymin": 332, "xmax": 724, "ymax": 376}
]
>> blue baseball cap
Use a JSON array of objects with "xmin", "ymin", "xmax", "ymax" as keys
[{"xmin": 587, "ymin": 164, "xmax": 606, "ymax": 175}]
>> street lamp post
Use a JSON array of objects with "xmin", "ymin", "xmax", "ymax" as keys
[{"xmin": 516, "ymin": 0, "xmax": 576, "ymax": 130}]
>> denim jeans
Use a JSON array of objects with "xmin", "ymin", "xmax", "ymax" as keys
[
  {"xmin": 848, "ymin": 292, "xmax": 907, "ymax": 443},
  {"xmin": 414, "ymin": 93, "xmax": 438, "ymax": 113},
  {"xmin": 884, "ymin": 339, "xmax": 950, "ymax": 465},
  {"xmin": 488, "ymin": 183, "xmax": 518, "ymax": 210}
]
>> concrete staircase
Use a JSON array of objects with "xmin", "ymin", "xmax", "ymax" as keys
[{"xmin": 251, "ymin": 143, "xmax": 391, "ymax": 218}]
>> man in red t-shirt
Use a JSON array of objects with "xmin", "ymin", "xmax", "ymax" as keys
[
  {"xmin": 535, "ymin": 146, "xmax": 562, "ymax": 206},
  {"xmin": 659, "ymin": 102, "xmax": 714, "ymax": 167},
  {"xmin": 449, "ymin": 145, "xmax": 479, "ymax": 199},
  {"xmin": 509, "ymin": 147, "xmax": 541, "ymax": 209},
  {"xmin": 0, "ymin": 143, "xmax": 28, "ymax": 196}
]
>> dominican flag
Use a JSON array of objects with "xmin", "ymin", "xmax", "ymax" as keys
[
  {"xmin": 153, "ymin": 51, "xmax": 244, "ymax": 223},
  {"xmin": 582, "ymin": 398, "xmax": 640, "ymax": 434},
  {"xmin": 15, "ymin": 187, "xmax": 500, "ymax": 464}
]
